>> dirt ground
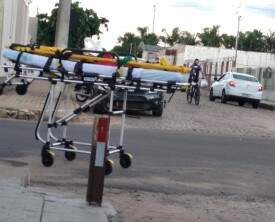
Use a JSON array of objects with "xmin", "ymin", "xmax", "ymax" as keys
[{"xmin": 106, "ymin": 188, "xmax": 275, "ymax": 222}]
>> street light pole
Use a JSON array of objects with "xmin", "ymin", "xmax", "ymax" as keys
[
  {"xmin": 152, "ymin": 5, "xmax": 156, "ymax": 33},
  {"xmin": 234, "ymin": 15, "xmax": 241, "ymax": 68}
]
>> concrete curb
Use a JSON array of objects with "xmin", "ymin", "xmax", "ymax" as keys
[
  {"xmin": 0, "ymin": 107, "xmax": 89, "ymax": 122},
  {"xmin": 0, "ymin": 107, "xmax": 40, "ymax": 120},
  {"xmin": 259, "ymin": 102, "xmax": 275, "ymax": 111}
]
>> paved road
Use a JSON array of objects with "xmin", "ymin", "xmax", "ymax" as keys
[{"xmin": 0, "ymin": 119, "xmax": 275, "ymax": 202}]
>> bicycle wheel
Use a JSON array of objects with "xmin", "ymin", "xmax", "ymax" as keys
[
  {"xmin": 187, "ymin": 88, "xmax": 192, "ymax": 104},
  {"xmin": 194, "ymin": 86, "xmax": 200, "ymax": 105}
]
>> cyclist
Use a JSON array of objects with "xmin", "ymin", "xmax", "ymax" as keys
[
  {"xmin": 188, "ymin": 58, "xmax": 203, "ymax": 84},
  {"xmin": 187, "ymin": 59, "xmax": 203, "ymax": 105}
]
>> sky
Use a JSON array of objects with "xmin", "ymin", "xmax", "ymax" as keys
[{"xmin": 29, "ymin": 0, "xmax": 275, "ymax": 50}]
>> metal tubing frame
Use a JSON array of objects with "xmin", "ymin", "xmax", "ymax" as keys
[
  {"xmin": 119, "ymin": 89, "xmax": 128, "ymax": 147},
  {"xmin": 34, "ymin": 81, "xmax": 124, "ymax": 156},
  {"xmin": 3, "ymin": 64, "xmax": 189, "ymax": 158}
]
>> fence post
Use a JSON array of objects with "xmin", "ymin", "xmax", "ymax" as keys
[{"xmin": 86, "ymin": 115, "xmax": 110, "ymax": 206}]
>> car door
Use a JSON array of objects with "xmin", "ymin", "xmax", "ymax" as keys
[
  {"xmin": 213, "ymin": 74, "xmax": 226, "ymax": 96},
  {"xmin": 218, "ymin": 73, "xmax": 229, "ymax": 95}
]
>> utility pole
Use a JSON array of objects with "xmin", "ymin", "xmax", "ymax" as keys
[
  {"xmin": 52, "ymin": 0, "xmax": 71, "ymax": 117},
  {"xmin": 152, "ymin": 5, "xmax": 156, "ymax": 33},
  {"xmin": 234, "ymin": 15, "xmax": 241, "ymax": 68},
  {"xmin": 55, "ymin": 0, "xmax": 71, "ymax": 48}
]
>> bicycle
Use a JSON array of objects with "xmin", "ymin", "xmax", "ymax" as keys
[{"xmin": 186, "ymin": 81, "xmax": 200, "ymax": 105}]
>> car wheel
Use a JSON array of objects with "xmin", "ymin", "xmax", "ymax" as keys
[
  {"xmin": 152, "ymin": 104, "xmax": 163, "ymax": 117},
  {"xmin": 209, "ymin": 88, "xmax": 215, "ymax": 101},
  {"xmin": 238, "ymin": 101, "xmax": 245, "ymax": 106},
  {"xmin": 252, "ymin": 102, "xmax": 259, "ymax": 109},
  {"xmin": 221, "ymin": 89, "xmax": 227, "ymax": 104}
]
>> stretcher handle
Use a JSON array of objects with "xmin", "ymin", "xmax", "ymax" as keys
[{"xmin": 60, "ymin": 48, "xmax": 121, "ymax": 68}]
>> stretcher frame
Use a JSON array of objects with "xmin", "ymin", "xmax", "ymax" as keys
[
  {"xmin": 0, "ymin": 65, "xmax": 38, "ymax": 95},
  {"xmin": 2, "ymin": 48, "xmax": 188, "ymax": 174}
]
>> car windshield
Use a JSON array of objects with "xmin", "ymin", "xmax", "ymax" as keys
[{"xmin": 233, "ymin": 74, "xmax": 258, "ymax": 82}]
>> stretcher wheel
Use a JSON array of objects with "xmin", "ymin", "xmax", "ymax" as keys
[
  {"xmin": 120, "ymin": 153, "xmax": 133, "ymax": 169},
  {"xmin": 64, "ymin": 146, "xmax": 77, "ymax": 161},
  {"xmin": 41, "ymin": 148, "xmax": 55, "ymax": 167},
  {"xmin": 15, "ymin": 84, "xmax": 28, "ymax": 95},
  {"xmin": 105, "ymin": 159, "xmax": 114, "ymax": 175}
]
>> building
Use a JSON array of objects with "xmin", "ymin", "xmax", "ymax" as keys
[
  {"xmin": 141, "ymin": 44, "xmax": 164, "ymax": 62},
  {"xmin": 0, "ymin": 0, "xmax": 32, "ymax": 75}
]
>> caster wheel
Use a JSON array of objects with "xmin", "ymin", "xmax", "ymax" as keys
[
  {"xmin": 105, "ymin": 159, "xmax": 114, "ymax": 176},
  {"xmin": 120, "ymin": 153, "xmax": 133, "ymax": 169},
  {"xmin": 15, "ymin": 84, "xmax": 28, "ymax": 95},
  {"xmin": 41, "ymin": 149, "xmax": 55, "ymax": 167},
  {"xmin": 64, "ymin": 146, "xmax": 77, "ymax": 161}
]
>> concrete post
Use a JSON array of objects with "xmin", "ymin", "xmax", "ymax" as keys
[{"xmin": 54, "ymin": 0, "xmax": 71, "ymax": 48}]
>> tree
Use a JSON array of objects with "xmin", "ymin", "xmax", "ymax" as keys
[
  {"xmin": 112, "ymin": 27, "xmax": 159, "ymax": 56},
  {"xmin": 160, "ymin": 28, "xmax": 197, "ymax": 46},
  {"xmin": 112, "ymin": 32, "xmax": 141, "ymax": 55},
  {"xmin": 198, "ymin": 25, "xmax": 222, "ymax": 47},
  {"xmin": 179, "ymin": 31, "xmax": 198, "ymax": 45},
  {"xmin": 160, "ymin": 28, "xmax": 181, "ymax": 46},
  {"xmin": 264, "ymin": 31, "xmax": 275, "ymax": 53},
  {"xmin": 240, "ymin": 30, "xmax": 265, "ymax": 52},
  {"xmin": 221, "ymin": 34, "xmax": 235, "ymax": 49},
  {"xmin": 37, "ymin": 1, "xmax": 109, "ymax": 48}
]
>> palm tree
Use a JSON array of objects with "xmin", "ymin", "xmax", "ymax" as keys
[
  {"xmin": 137, "ymin": 27, "xmax": 148, "ymax": 39},
  {"xmin": 198, "ymin": 25, "xmax": 222, "ymax": 47},
  {"xmin": 160, "ymin": 28, "xmax": 181, "ymax": 46},
  {"xmin": 264, "ymin": 31, "xmax": 275, "ymax": 53}
]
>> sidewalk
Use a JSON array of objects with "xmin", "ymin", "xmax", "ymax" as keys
[
  {"xmin": 0, "ymin": 164, "xmax": 116, "ymax": 222},
  {"xmin": 0, "ymin": 182, "xmax": 116, "ymax": 222}
]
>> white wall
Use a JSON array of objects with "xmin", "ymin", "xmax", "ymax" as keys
[
  {"xmin": 0, "ymin": 0, "xmax": 30, "ymax": 76},
  {"xmin": 171, "ymin": 44, "xmax": 275, "ymax": 69}
]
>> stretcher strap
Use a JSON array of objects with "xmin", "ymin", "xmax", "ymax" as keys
[
  {"xmin": 14, "ymin": 52, "xmax": 23, "ymax": 75},
  {"xmin": 74, "ymin": 61, "xmax": 83, "ymax": 76},
  {"xmin": 126, "ymin": 67, "xmax": 134, "ymax": 81},
  {"xmin": 167, "ymin": 81, "xmax": 176, "ymax": 94},
  {"xmin": 43, "ymin": 56, "xmax": 54, "ymax": 73}
]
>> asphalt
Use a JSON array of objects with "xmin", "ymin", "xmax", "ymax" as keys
[{"xmin": 1, "ymin": 119, "xmax": 275, "ymax": 202}]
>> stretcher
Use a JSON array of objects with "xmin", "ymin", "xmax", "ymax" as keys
[
  {"xmin": 8, "ymin": 44, "xmax": 190, "ymax": 73},
  {"xmin": 2, "ymin": 44, "xmax": 188, "ymax": 175}
]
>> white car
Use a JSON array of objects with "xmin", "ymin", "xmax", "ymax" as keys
[{"xmin": 209, "ymin": 72, "xmax": 262, "ymax": 108}]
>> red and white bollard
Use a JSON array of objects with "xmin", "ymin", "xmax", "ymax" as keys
[{"xmin": 86, "ymin": 115, "xmax": 111, "ymax": 206}]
